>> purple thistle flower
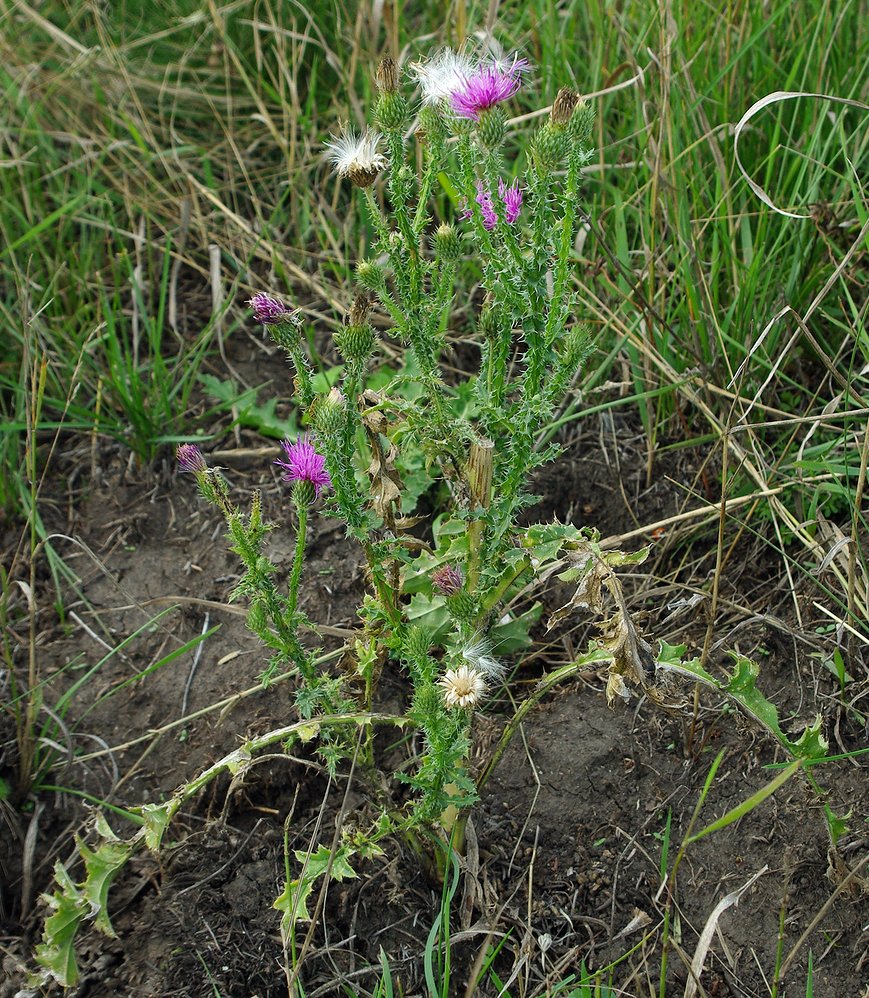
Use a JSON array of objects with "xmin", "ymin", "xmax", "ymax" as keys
[
  {"xmin": 275, "ymin": 434, "xmax": 332, "ymax": 498},
  {"xmin": 176, "ymin": 443, "xmax": 207, "ymax": 473},
  {"xmin": 500, "ymin": 55, "xmax": 530, "ymax": 76},
  {"xmin": 475, "ymin": 180, "xmax": 498, "ymax": 230},
  {"xmin": 498, "ymin": 178, "xmax": 523, "ymax": 224},
  {"xmin": 248, "ymin": 291, "xmax": 299, "ymax": 326},
  {"xmin": 449, "ymin": 61, "xmax": 525, "ymax": 121},
  {"xmin": 432, "ymin": 564, "xmax": 464, "ymax": 597}
]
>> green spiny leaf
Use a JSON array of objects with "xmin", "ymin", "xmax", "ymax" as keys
[
  {"xmin": 274, "ymin": 845, "xmax": 358, "ymax": 931},
  {"xmin": 35, "ymin": 861, "xmax": 85, "ymax": 987},
  {"xmin": 77, "ymin": 836, "xmax": 134, "ymax": 937},
  {"xmin": 135, "ymin": 799, "xmax": 180, "ymax": 851}
]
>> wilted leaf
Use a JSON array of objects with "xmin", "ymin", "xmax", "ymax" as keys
[
  {"xmin": 366, "ymin": 436, "xmax": 404, "ymax": 520},
  {"xmin": 548, "ymin": 537, "xmax": 654, "ymax": 704}
]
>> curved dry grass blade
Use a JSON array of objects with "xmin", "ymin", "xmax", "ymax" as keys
[
  {"xmin": 683, "ymin": 865, "xmax": 769, "ymax": 998},
  {"xmin": 734, "ymin": 91, "xmax": 868, "ymax": 219}
]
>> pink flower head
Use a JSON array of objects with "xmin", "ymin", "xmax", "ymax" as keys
[
  {"xmin": 449, "ymin": 60, "xmax": 526, "ymax": 121},
  {"xmin": 176, "ymin": 443, "xmax": 207, "ymax": 473},
  {"xmin": 498, "ymin": 178, "xmax": 523, "ymax": 224},
  {"xmin": 475, "ymin": 180, "xmax": 498, "ymax": 230},
  {"xmin": 275, "ymin": 434, "xmax": 332, "ymax": 498},
  {"xmin": 248, "ymin": 291, "xmax": 300, "ymax": 326},
  {"xmin": 432, "ymin": 564, "xmax": 465, "ymax": 596}
]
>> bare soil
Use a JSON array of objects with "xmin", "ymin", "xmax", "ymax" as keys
[{"xmin": 2, "ymin": 399, "xmax": 867, "ymax": 997}]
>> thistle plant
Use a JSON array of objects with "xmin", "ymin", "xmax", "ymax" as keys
[{"xmin": 171, "ymin": 49, "xmax": 603, "ymax": 837}]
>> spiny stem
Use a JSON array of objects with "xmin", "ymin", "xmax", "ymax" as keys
[{"xmin": 287, "ymin": 502, "xmax": 308, "ymax": 619}]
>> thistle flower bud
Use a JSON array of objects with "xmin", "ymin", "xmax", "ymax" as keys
[
  {"xmin": 269, "ymin": 321, "xmax": 303, "ymax": 352},
  {"xmin": 292, "ymin": 479, "xmax": 317, "ymax": 507},
  {"xmin": 434, "ymin": 223, "xmax": 461, "ymax": 263},
  {"xmin": 432, "ymin": 565, "xmax": 476, "ymax": 621},
  {"xmin": 550, "ymin": 87, "xmax": 579, "ymax": 126},
  {"xmin": 569, "ymin": 97, "xmax": 595, "ymax": 144},
  {"xmin": 375, "ymin": 57, "xmax": 408, "ymax": 131},
  {"xmin": 356, "ymin": 259, "xmax": 385, "ymax": 290},
  {"xmin": 432, "ymin": 564, "xmax": 464, "ymax": 596},
  {"xmin": 416, "ymin": 105, "xmax": 447, "ymax": 148},
  {"xmin": 413, "ymin": 682, "xmax": 443, "ymax": 721},
  {"xmin": 176, "ymin": 443, "xmax": 207, "ymax": 474},
  {"xmin": 376, "ymin": 56, "xmax": 399, "ymax": 94},
  {"xmin": 335, "ymin": 323, "xmax": 376, "ymax": 365},
  {"xmin": 445, "ymin": 590, "xmax": 477, "ymax": 623},
  {"xmin": 479, "ymin": 295, "xmax": 498, "ymax": 340},
  {"xmin": 403, "ymin": 625, "xmax": 433, "ymax": 663},
  {"xmin": 475, "ymin": 105, "xmax": 506, "ymax": 150},
  {"xmin": 247, "ymin": 602, "xmax": 268, "ymax": 634},
  {"xmin": 531, "ymin": 122, "xmax": 569, "ymax": 170},
  {"xmin": 563, "ymin": 322, "xmax": 592, "ymax": 369},
  {"xmin": 313, "ymin": 386, "xmax": 348, "ymax": 436},
  {"xmin": 335, "ymin": 292, "xmax": 376, "ymax": 364}
]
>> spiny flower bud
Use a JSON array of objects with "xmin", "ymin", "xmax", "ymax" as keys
[
  {"xmin": 335, "ymin": 324, "xmax": 376, "ymax": 364},
  {"xmin": 413, "ymin": 682, "xmax": 443, "ymax": 721},
  {"xmin": 416, "ymin": 105, "xmax": 447, "ymax": 148},
  {"xmin": 563, "ymin": 322, "xmax": 591, "ymax": 368},
  {"xmin": 292, "ymin": 478, "xmax": 317, "ymax": 507},
  {"xmin": 432, "ymin": 564, "xmax": 464, "ymax": 596},
  {"xmin": 569, "ymin": 97, "xmax": 595, "ymax": 144},
  {"xmin": 247, "ymin": 602, "xmax": 268, "ymax": 634},
  {"xmin": 479, "ymin": 294, "xmax": 498, "ymax": 340},
  {"xmin": 176, "ymin": 443, "xmax": 207, "ymax": 473},
  {"xmin": 313, "ymin": 387, "xmax": 347, "ymax": 436},
  {"xmin": 475, "ymin": 105, "xmax": 506, "ymax": 150},
  {"xmin": 336, "ymin": 292, "xmax": 376, "ymax": 363},
  {"xmin": 403, "ymin": 625, "xmax": 433, "ymax": 664},
  {"xmin": 434, "ymin": 223, "xmax": 461, "ymax": 263},
  {"xmin": 356, "ymin": 259, "xmax": 385, "ymax": 290},
  {"xmin": 445, "ymin": 590, "xmax": 477, "ymax": 623},
  {"xmin": 550, "ymin": 87, "xmax": 579, "ymax": 126},
  {"xmin": 531, "ymin": 122, "xmax": 569, "ymax": 170},
  {"xmin": 433, "ymin": 565, "xmax": 477, "ymax": 621},
  {"xmin": 375, "ymin": 57, "xmax": 408, "ymax": 131},
  {"xmin": 376, "ymin": 56, "xmax": 399, "ymax": 94}
]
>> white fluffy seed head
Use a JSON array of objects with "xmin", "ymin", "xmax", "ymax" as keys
[
  {"xmin": 462, "ymin": 637, "xmax": 505, "ymax": 680},
  {"xmin": 438, "ymin": 664, "xmax": 487, "ymax": 709},
  {"xmin": 324, "ymin": 128, "xmax": 387, "ymax": 187},
  {"xmin": 409, "ymin": 48, "xmax": 476, "ymax": 106}
]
